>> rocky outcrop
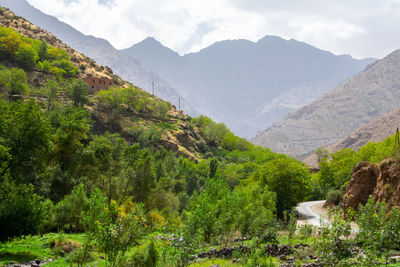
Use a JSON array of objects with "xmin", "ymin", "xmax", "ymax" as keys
[
  {"xmin": 373, "ymin": 158, "xmax": 400, "ymax": 209},
  {"xmin": 342, "ymin": 162, "xmax": 379, "ymax": 211},
  {"xmin": 343, "ymin": 158, "xmax": 400, "ymax": 211}
]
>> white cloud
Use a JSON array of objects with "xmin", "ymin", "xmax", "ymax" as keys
[{"xmin": 26, "ymin": 0, "xmax": 400, "ymax": 58}]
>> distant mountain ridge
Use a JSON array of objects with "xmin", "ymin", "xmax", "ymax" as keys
[
  {"xmin": 0, "ymin": 0, "xmax": 197, "ymax": 115},
  {"xmin": 303, "ymin": 106, "xmax": 400, "ymax": 168},
  {"xmin": 253, "ymin": 49, "xmax": 400, "ymax": 158},
  {"xmin": 123, "ymin": 35, "xmax": 374, "ymax": 137}
]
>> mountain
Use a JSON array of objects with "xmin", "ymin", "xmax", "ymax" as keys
[
  {"xmin": 303, "ymin": 107, "xmax": 400, "ymax": 168},
  {"xmin": 253, "ymin": 49, "xmax": 400, "ymax": 158},
  {"xmin": 122, "ymin": 36, "xmax": 374, "ymax": 138},
  {"xmin": 0, "ymin": 0, "xmax": 197, "ymax": 115}
]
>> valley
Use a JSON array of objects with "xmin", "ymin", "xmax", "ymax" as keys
[{"xmin": 1, "ymin": 1, "xmax": 400, "ymax": 267}]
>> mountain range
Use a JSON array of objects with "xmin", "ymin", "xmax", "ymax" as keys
[
  {"xmin": 123, "ymin": 36, "xmax": 374, "ymax": 137},
  {"xmin": 0, "ymin": 0, "xmax": 375, "ymax": 139},
  {"xmin": 253, "ymin": 49, "xmax": 400, "ymax": 158}
]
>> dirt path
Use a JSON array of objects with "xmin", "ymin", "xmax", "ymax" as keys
[{"xmin": 296, "ymin": 200, "xmax": 330, "ymax": 227}]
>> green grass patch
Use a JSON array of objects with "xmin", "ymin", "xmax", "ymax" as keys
[{"xmin": 0, "ymin": 233, "xmax": 86, "ymax": 266}]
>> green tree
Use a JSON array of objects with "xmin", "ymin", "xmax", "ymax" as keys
[
  {"xmin": 38, "ymin": 40, "xmax": 48, "ymax": 60},
  {"xmin": 67, "ymin": 79, "xmax": 89, "ymax": 107},
  {"xmin": 235, "ymin": 185, "xmax": 276, "ymax": 240},
  {"xmin": 0, "ymin": 182, "xmax": 46, "ymax": 241},
  {"xmin": 45, "ymin": 79, "xmax": 60, "ymax": 111},
  {"xmin": 15, "ymin": 43, "xmax": 38, "ymax": 69},
  {"xmin": 315, "ymin": 146, "xmax": 329, "ymax": 163},
  {"xmin": 252, "ymin": 157, "xmax": 311, "ymax": 217},
  {"xmin": 0, "ymin": 99, "xmax": 51, "ymax": 184},
  {"xmin": 209, "ymin": 158, "xmax": 218, "ymax": 178},
  {"xmin": 9, "ymin": 68, "xmax": 28, "ymax": 95},
  {"xmin": 184, "ymin": 178, "xmax": 232, "ymax": 244}
]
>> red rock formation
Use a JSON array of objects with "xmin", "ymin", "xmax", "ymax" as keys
[{"xmin": 342, "ymin": 161, "xmax": 379, "ymax": 212}]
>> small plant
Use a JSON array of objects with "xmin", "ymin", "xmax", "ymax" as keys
[{"xmin": 298, "ymin": 224, "xmax": 314, "ymax": 242}]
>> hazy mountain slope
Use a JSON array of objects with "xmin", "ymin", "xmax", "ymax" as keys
[
  {"xmin": 253, "ymin": 49, "xmax": 400, "ymax": 157},
  {"xmin": 0, "ymin": 0, "xmax": 197, "ymax": 115},
  {"xmin": 123, "ymin": 36, "xmax": 374, "ymax": 138},
  {"xmin": 303, "ymin": 107, "xmax": 400, "ymax": 168}
]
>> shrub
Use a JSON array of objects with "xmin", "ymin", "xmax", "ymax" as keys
[
  {"xmin": 15, "ymin": 43, "xmax": 37, "ymax": 69},
  {"xmin": 82, "ymin": 197, "xmax": 145, "ymax": 267},
  {"xmin": 0, "ymin": 182, "xmax": 46, "ymax": 241},
  {"xmin": 53, "ymin": 183, "xmax": 90, "ymax": 232},
  {"xmin": 9, "ymin": 68, "xmax": 28, "ymax": 95},
  {"xmin": 326, "ymin": 189, "xmax": 343, "ymax": 206},
  {"xmin": 51, "ymin": 59, "xmax": 78, "ymax": 77}
]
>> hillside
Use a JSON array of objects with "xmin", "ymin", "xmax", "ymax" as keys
[
  {"xmin": 0, "ymin": 0, "xmax": 197, "ymax": 115},
  {"xmin": 252, "ymin": 49, "xmax": 400, "ymax": 157},
  {"xmin": 303, "ymin": 107, "xmax": 400, "ymax": 167},
  {"xmin": 0, "ymin": 6, "xmax": 205, "ymax": 162},
  {"xmin": 123, "ymin": 35, "xmax": 374, "ymax": 138}
]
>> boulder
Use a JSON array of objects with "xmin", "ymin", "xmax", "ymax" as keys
[{"xmin": 342, "ymin": 161, "xmax": 379, "ymax": 212}]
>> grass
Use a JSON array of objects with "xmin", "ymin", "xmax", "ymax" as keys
[
  {"xmin": 189, "ymin": 258, "xmax": 240, "ymax": 266},
  {"xmin": 0, "ymin": 233, "xmax": 87, "ymax": 266}
]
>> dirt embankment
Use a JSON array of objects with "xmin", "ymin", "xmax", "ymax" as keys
[{"xmin": 343, "ymin": 158, "xmax": 400, "ymax": 211}]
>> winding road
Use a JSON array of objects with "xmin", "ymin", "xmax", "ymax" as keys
[{"xmin": 296, "ymin": 200, "xmax": 329, "ymax": 227}]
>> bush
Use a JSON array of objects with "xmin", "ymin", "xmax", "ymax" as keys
[
  {"xmin": 0, "ymin": 182, "xmax": 47, "ymax": 241},
  {"xmin": 53, "ymin": 183, "xmax": 90, "ymax": 232},
  {"xmin": 326, "ymin": 189, "xmax": 343, "ymax": 206},
  {"xmin": 15, "ymin": 43, "xmax": 37, "ymax": 69},
  {"xmin": 51, "ymin": 59, "xmax": 78, "ymax": 77},
  {"xmin": 8, "ymin": 68, "xmax": 28, "ymax": 95}
]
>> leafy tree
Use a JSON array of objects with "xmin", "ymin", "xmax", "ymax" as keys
[
  {"xmin": 83, "ymin": 196, "xmax": 144, "ymax": 267},
  {"xmin": 38, "ymin": 40, "xmax": 48, "ymax": 60},
  {"xmin": 209, "ymin": 158, "xmax": 218, "ymax": 178},
  {"xmin": 15, "ymin": 43, "xmax": 38, "ymax": 69},
  {"xmin": 51, "ymin": 59, "xmax": 78, "ymax": 77},
  {"xmin": 52, "ymin": 183, "xmax": 89, "ymax": 231},
  {"xmin": 45, "ymin": 79, "xmax": 60, "ymax": 111},
  {"xmin": 9, "ymin": 68, "xmax": 28, "ymax": 95},
  {"xmin": 67, "ymin": 79, "xmax": 89, "ymax": 107},
  {"xmin": 52, "ymin": 106, "xmax": 91, "ymax": 170},
  {"xmin": 0, "ymin": 99, "xmax": 51, "ymax": 184},
  {"xmin": 315, "ymin": 146, "xmax": 329, "ymax": 163},
  {"xmin": 184, "ymin": 178, "xmax": 232, "ymax": 244},
  {"xmin": 252, "ymin": 157, "xmax": 311, "ymax": 217},
  {"xmin": 234, "ymin": 184, "xmax": 276, "ymax": 241},
  {"xmin": 0, "ymin": 182, "xmax": 46, "ymax": 241}
]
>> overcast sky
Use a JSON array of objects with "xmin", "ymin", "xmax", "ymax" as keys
[{"xmin": 26, "ymin": 0, "xmax": 400, "ymax": 59}]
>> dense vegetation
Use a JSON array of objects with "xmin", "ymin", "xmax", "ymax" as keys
[
  {"xmin": 311, "ymin": 133, "xmax": 398, "ymax": 202},
  {"xmin": 0, "ymin": 26, "xmax": 315, "ymax": 266},
  {"xmin": 2, "ymin": 22, "xmax": 400, "ymax": 266}
]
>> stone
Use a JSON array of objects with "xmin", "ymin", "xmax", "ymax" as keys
[{"xmin": 342, "ymin": 161, "xmax": 379, "ymax": 213}]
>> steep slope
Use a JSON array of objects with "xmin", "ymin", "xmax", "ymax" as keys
[
  {"xmin": 123, "ymin": 36, "xmax": 374, "ymax": 138},
  {"xmin": 303, "ymin": 107, "xmax": 400, "ymax": 167},
  {"xmin": 253, "ymin": 50, "xmax": 400, "ymax": 158},
  {"xmin": 0, "ymin": 7, "xmax": 201, "ymax": 161},
  {"xmin": 0, "ymin": 0, "xmax": 197, "ymax": 115}
]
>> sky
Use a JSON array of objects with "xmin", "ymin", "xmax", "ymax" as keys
[{"xmin": 26, "ymin": 0, "xmax": 400, "ymax": 59}]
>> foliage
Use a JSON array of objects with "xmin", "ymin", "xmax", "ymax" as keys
[
  {"xmin": 82, "ymin": 195, "xmax": 145, "ymax": 267},
  {"xmin": 252, "ymin": 157, "xmax": 311, "ymax": 216},
  {"xmin": 317, "ymin": 209, "xmax": 353, "ymax": 265},
  {"xmin": 0, "ymin": 99, "xmax": 51, "ymax": 184},
  {"xmin": 52, "ymin": 184, "xmax": 90, "ymax": 232},
  {"xmin": 0, "ymin": 182, "xmax": 46, "ymax": 241},
  {"xmin": 0, "ymin": 67, "xmax": 29, "ymax": 94},
  {"xmin": 66, "ymin": 79, "xmax": 89, "ymax": 107},
  {"xmin": 0, "ymin": 26, "xmax": 76, "ymax": 78}
]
